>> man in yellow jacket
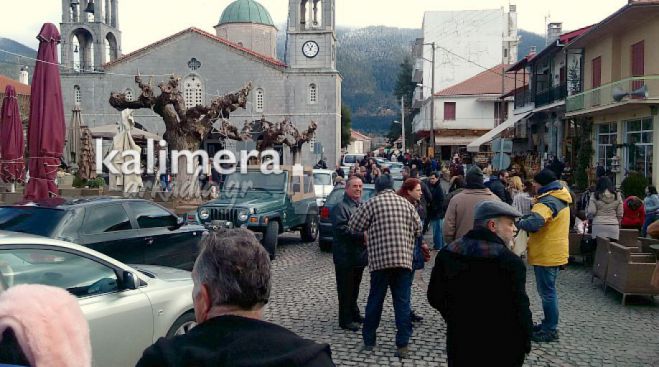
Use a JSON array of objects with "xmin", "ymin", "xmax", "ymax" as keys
[{"xmin": 517, "ymin": 168, "xmax": 571, "ymax": 343}]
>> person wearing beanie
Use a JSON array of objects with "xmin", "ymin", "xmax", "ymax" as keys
[
  {"xmin": 428, "ymin": 201, "xmax": 532, "ymax": 366},
  {"xmin": 0, "ymin": 284, "xmax": 92, "ymax": 367},
  {"xmin": 517, "ymin": 168, "xmax": 573, "ymax": 343},
  {"xmin": 443, "ymin": 166, "xmax": 501, "ymax": 243}
]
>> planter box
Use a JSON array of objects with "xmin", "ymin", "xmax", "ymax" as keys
[
  {"xmin": 59, "ymin": 188, "xmax": 83, "ymax": 198},
  {"xmin": 58, "ymin": 175, "xmax": 74, "ymax": 188},
  {"xmin": 81, "ymin": 188, "xmax": 103, "ymax": 196},
  {"xmin": 2, "ymin": 192, "xmax": 25, "ymax": 204}
]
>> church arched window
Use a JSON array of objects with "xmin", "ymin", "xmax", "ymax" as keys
[
  {"xmin": 255, "ymin": 88, "xmax": 264, "ymax": 112},
  {"xmin": 183, "ymin": 75, "xmax": 204, "ymax": 109},
  {"xmin": 309, "ymin": 83, "xmax": 317, "ymax": 104},
  {"xmin": 74, "ymin": 85, "xmax": 81, "ymax": 104}
]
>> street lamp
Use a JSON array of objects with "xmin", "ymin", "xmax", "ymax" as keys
[
  {"xmin": 393, "ymin": 120, "xmax": 405, "ymax": 154},
  {"xmin": 419, "ymin": 42, "xmax": 436, "ymax": 158}
]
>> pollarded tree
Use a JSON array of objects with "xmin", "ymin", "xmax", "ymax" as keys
[{"xmin": 109, "ymin": 75, "xmax": 253, "ymax": 201}]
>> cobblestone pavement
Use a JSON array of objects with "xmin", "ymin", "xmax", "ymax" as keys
[{"xmin": 263, "ymin": 233, "xmax": 659, "ymax": 366}]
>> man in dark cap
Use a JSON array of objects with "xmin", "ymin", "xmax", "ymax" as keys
[
  {"xmin": 517, "ymin": 168, "xmax": 572, "ymax": 343},
  {"xmin": 428, "ymin": 201, "xmax": 532, "ymax": 367},
  {"xmin": 349, "ymin": 174, "xmax": 421, "ymax": 359},
  {"xmin": 443, "ymin": 166, "xmax": 500, "ymax": 243}
]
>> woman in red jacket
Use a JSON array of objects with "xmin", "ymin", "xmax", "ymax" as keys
[{"xmin": 621, "ymin": 196, "xmax": 645, "ymax": 230}]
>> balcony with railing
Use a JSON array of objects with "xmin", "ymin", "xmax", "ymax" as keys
[
  {"xmin": 535, "ymin": 83, "xmax": 567, "ymax": 107},
  {"xmin": 566, "ymin": 75, "xmax": 659, "ymax": 114},
  {"xmin": 412, "ymin": 58, "xmax": 424, "ymax": 83},
  {"xmin": 513, "ymin": 88, "xmax": 534, "ymax": 109},
  {"xmin": 412, "ymin": 86, "xmax": 424, "ymax": 109}
]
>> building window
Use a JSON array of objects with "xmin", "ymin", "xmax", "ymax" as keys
[
  {"xmin": 592, "ymin": 56, "xmax": 602, "ymax": 106},
  {"xmin": 631, "ymin": 41, "xmax": 645, "ymax": 91},
  {"xmin": 125, "ymin": 89, "xmax": 133, "ymax": 102},
  {"xmin": 183, "ymin": 75, "xmax": 204, "ymax": 109},
  {"xmin": 255, "ymin": 88, "xmax": 264, "ymax": 112},
  {"xmin": 309, "ymin": 84, "xmax": 317, "ymax": 104},
  {"xmin": 309, "ymin": 135, "xmax": 316, "ymax": 152},
  {"xmin": 74, "ymin": 85, "xmax": 81, "ymax": 104},
  {"xmin": 444, "ymin": 102, "xmax": 456, "ymax": 121},
  {"xmin": 596, "ymin": 122, "xmax": 617, "ymax": 171},
  {"xmin": 625, "ymin": 117, "xmax": 653, "ymax": 180}
]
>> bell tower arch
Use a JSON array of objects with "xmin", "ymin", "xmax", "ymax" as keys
[{"xmin": 60, "ymin": 0, "xmax": 122, "ymax": 72}]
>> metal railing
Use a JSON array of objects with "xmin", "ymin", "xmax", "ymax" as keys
[
  {"xmin": 514, "ymin": 89, "xmax": 534, "ymax": 109},
  {"xmin": 535, "ymin": 83, "xmax": 567, "ymax": 107},
  {"xmin": 566, "ymin": 75, "xmax": 659, "ymax": 113}
]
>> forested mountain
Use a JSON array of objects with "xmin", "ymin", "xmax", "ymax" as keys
[{"xmin": 0, "ymin": 37, "xmax": 36, "ymax": 83}]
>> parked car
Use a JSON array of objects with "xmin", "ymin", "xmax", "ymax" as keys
[
  {"xmin": 197, "ymin": 166, "xmax": 319, "ymax": 259},
  {"xmin": 0, "ymin": 231, "xmax": 195, "ymax": 367},
  {"xmin": 318, "ymin": 184, "xmax": 377, "ymax": 251},
  {"xmin": 342, "ymin": 153, "xmax": 366, "ymax": 167},
  {"xmin": 0, "ymin": 197, "xmax": 206, "ymax": 270},
  {"xmin": 313, "ymin": 168, "xmax": 337, "ymax": 207}
]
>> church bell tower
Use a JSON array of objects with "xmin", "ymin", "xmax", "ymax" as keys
[
  {"xmin": 286, "ymin": 0, "xmax": 336, "ymax": 71},
  {"xmin": 60, "ymin": 0, "xmax": 122, "ymax": 73}
]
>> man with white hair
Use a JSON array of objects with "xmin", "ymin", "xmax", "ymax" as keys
[
  {"xmin": 136, "ymin": 229, "xmax": 335, "ymax": 367},
  {"xmin": 428, "ymin": 201, "xmax": 532, "ymax": 367}
]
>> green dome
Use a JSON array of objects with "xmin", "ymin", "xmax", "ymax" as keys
[{"xmin": 218, "ymin": 0, "xmax": 274, "ymax": 26}]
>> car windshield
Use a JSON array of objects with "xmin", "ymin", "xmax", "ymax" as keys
[
  {"xmin": 313, "ymin": 173, "xmax": 332, "ymax": 186},
  {"xmin": 0, "ymin": 207, "xmax": 66, "ymax": 236},
  {"xmin": 324, "ymin": 187, "xmax": 376, "ymax": 207},
  {"xmin": 223, "ymin": 171, "xmax": 287, "ymax": 192}
]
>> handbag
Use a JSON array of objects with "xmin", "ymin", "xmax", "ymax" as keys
[{"xmin": 512, "ymin": 230, "xmax": 528, "ymax": 256}]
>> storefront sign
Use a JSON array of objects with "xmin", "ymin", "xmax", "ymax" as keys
[{"xmin": 473, "ymin": 154, "xmax": 489, "ymax": 164}]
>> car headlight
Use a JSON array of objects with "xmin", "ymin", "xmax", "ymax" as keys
[
  {"xmin": 238, "ymin": 209, "xmax": 249, "ymax": 222},
  {"xmin": 199, "ymin": 208, "xmax": 210, "ymax": 220}
]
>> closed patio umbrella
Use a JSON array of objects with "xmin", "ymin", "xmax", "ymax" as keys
[
  {"xmin": 65, "ymin": 104, "xmax": 83, "ymax": 165},
  {"xmin": 109, "ymin": 109, "xmax": 143, "ymax": 193},
  {"xmin": 0, "ymin": 85, "xmax": 26, "ymax": 190},
  {"xmin": 24, "ymin": 23, "xmax": 66, "ymax": 200}
]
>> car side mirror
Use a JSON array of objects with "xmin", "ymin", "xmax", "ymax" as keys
[{"xmin": 122, "ymin": 271, "xmax": 139, "ymax": 290}]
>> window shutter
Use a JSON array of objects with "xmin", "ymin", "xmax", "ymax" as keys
[
  {"xmin": 632, "ymin": 41, "xmax": 645, "ymax": 91},
  {"xmin": 592, "ymin": 57, "xmax": 601, "ymax": 88},
  {"xmin": 444, "ymin": 102, "xmax": 456, "ymax": 121}
]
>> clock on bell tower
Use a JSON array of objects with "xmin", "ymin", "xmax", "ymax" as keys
[{"xmin": 285, "ymin": 0, "xmax": 336, "ymax": 71}]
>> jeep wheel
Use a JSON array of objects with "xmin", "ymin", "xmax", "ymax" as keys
[
  {"xmin": 263, "ymin": 221, "xmax": 279, "ymax": 260},
  {"xmin": 301, "ymin": 215, "xmax": 319, "ymax": 242},
  {"xmin": 319, "ymin": 239, "xmax": 332, "ymax": 252}
]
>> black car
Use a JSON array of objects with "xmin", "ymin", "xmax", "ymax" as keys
[
  {"xmin": 0, "ymin": 197, "xmax": 206, "ymax": 270},
  {"xmin": 318, "ymin": 184, "xmax": 376, "ymax": 251}
]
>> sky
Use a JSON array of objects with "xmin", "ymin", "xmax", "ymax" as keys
[{"xmin": 1, "ymin": 0, "xmax": 629, "ymax": 53}]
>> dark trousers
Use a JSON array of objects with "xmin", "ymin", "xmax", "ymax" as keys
[
  {"xmin": 334, "ymin": 264, "xmax": 365, "ymax": 326},
  {"xmin": 362, "ymin": 268, "xmax": 413, "ymax": 348}
]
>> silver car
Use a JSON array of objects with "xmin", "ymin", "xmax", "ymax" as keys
[
  {"xmin": 0, "ymin": 231, "xmax": 195, "ymax": 367},
  {"xmin": 313, "ymin": 169, "xmax": 338, "ymax": 207}
]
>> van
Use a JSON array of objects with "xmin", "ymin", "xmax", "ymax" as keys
[{"xmin": 342, "ymin": 153, "xmax": 366, "ymax": 167}]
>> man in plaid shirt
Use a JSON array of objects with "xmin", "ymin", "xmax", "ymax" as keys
[{"xmin": 348, "ymin": 175, "xmax": 421, "ymax": 358}]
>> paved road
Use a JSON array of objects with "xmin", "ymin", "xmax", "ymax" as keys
[{"xmin": 263, "ymin": 233, "xmax": 659, "ymax": 366}]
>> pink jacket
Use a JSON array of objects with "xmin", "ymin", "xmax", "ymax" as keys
[
  {"xmin": 443, "ymin": 188, "xmax": 501, "ymax": 243},
  {"xmin": 0, "ymin": 284, "xmax": 92, "ymax": 367}
]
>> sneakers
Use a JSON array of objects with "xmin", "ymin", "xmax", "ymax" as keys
[
  {"xmin": 410, "ymin": 311, "xmax": 423, "ymax": 323},
  {"xmin": 394, "ymin": 346, "xmax": 409, "ymax": 359},
  {"xmin": 532, "ymin": 323, "xmax": 543, "ymax": 332},
  {"xmin": 361, "ymin": 344, "xmax": 375, "ymax": 352},
  {"xmin": 532, "ymin": 329, "xmax": 559, "ymax": 343}
]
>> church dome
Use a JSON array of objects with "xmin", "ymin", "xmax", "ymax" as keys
[{"xmin": 218, "ymin": 0, "xmax": 274, "ymax": 27}]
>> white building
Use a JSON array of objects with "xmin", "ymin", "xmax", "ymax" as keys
[{"xmin": 411, "ymin": 6, "xmax": 520, "ymax": 157}]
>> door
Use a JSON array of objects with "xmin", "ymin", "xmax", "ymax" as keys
[
  {"xmin": 126, "ymin": 201, "xmax": 200, "ymax": 270},
  {"xmin": 0, "ymin": 247, "xmax": 154, "ymax": 367},
  {"xmin": 78, "ymin": 204, "xmax": 145, "ymax": 265}
]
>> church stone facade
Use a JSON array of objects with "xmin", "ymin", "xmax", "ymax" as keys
[{"xmin": 59, "ymin": 0, "xmax": 341, "ymax": 168}]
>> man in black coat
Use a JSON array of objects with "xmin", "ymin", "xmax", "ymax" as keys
[
  {"xmin": 331, "ymin": 176, "xmax": 367, "ymax": 331},
  {"xmin": 427, "ymin": 171, "xmax": 446, "ymax": 250},
  {"xmin": 136, "ymin": 229, "xmax": 334, "ymax": 367},
  {"xmin": 428, "ymin": 201, "xmax": 532, "ymax": 367},
  {"xmin": 486, "ymin": 170, "xmax": 512, "ymax": 204}
]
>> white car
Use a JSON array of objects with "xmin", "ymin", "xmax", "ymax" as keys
[
  {"xmin": 0, "ymin": 231, "xmax": 195, "ymax": 367},
  {"xmin": 313, "ymin": 169, "xmax": 337, "ymax": 207}
]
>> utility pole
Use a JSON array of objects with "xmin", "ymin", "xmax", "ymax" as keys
[
  {"xmin": 401, "ymin": 96, "xmax": 406, "ymax": 154},
  {"xmin": 429, "ymin": 42, "xmax": 436, "ymax": 158}
]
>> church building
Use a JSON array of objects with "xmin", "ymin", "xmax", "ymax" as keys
[{"xmin": 59, "ymin": 0, "xmax": 341, "ymax": 167}]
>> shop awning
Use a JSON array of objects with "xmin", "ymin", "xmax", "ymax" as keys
[{"xmin": 466, "ymin": 112, "xmax": 531, "ymax": 152}]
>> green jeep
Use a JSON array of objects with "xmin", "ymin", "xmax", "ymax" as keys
[{"xmin": 196, "ymin": 166, "xmax": 319, "ymax": 259}]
